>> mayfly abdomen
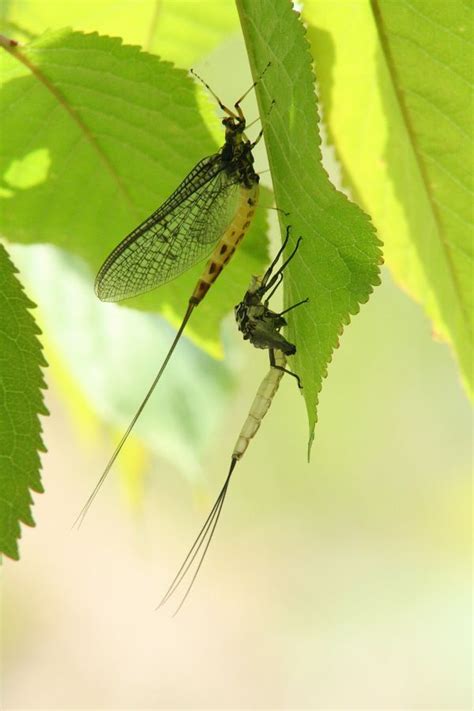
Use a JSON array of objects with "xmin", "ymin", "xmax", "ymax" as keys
[
  {"xmin": 190, "ymin": 183, "xmax": 259, "ymax": 304},
  {"xmin": 232, "ymin": 350, "xmax": 286, "ymax": 461}
]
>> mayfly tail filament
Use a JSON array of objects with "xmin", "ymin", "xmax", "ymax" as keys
[{"xmin": 158, "ymin": 459, "xmax": 236, "ymax": 615}]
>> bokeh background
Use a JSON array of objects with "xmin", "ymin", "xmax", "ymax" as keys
[{"xmin": 2, "ymin": 2, "xmax": 472, "ymax": 709}]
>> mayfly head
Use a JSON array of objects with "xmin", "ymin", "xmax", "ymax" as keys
[
  {"xmin": 220, "ymin": 116, "xmax": 250, "ymax": 163},
  {"xmin": 191, "ymin": 62, "xmax": 271, "ymax": 166},
  {"xmin": 222, "ymin": 114, "xmax": 246, "ymax": 134}
]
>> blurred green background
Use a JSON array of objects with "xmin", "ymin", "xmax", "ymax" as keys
[{"xmin": 2, "ymin": 1, "xmax": 471, "ymax": 709}]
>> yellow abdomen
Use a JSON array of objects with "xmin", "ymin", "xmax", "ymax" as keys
[{"xmin": 190, "ymin": 182, "xmax": 259, "ymax": 305}]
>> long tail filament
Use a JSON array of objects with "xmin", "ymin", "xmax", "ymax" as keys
[
  {"xmin": 73, "ymin": 302, "xmax": 195, "ymax": 529},
  {"xmin": 158, "ymin": 458, "xmax": 237, "ymax": 615}
]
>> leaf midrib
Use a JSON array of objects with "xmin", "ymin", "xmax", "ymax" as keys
[{"xmin": 3, "ymin": 41, "xmax": 136, "ymax": 212}]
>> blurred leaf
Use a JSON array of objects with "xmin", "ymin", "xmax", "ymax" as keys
[
  {"xmin": 1, "ymin": 0, "xmax": 239, "ymax": 67},
  {"xmin": 304, "ymin": 0, "xmax": 473, "ymax": 398},
  {"xmin": 0, "ymin": 243, "xmax": 47, "ymax": 560},
  {"xmin": 237, "ymin": 0, "xmax": 383, "ymax": 449},
  {"xmin": 143, "ymin": 1, "xmax": 239, "ymax": 66},
  {"xmin": 10, "ymin": 243, "xmax": 238, "ymax": 481},
  {"xmin": 0, "ymin": 28, "xmax": 269, "ymax": 348}
]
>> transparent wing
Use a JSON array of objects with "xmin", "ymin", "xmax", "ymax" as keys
[{"xmin": 95, "ymin": 154, "xmax": 242, "ymax": 302}]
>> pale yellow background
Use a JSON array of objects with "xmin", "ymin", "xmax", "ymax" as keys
[{"xmin": 3, "ymin": 266, "xmax": 471, "ymax": 709}]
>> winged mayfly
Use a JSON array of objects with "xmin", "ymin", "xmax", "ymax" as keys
[
  {"xmin": 159, "ymin": 226, "xmax": 307, "ymax": 614},
  {"xmin": 74, "ymin": 66, "xmax": 271, "ymax": 527}
]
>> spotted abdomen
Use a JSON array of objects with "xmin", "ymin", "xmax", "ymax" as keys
[{"xmin": 190, "ymin": 182, "xmax": 259, "ymax": 305}]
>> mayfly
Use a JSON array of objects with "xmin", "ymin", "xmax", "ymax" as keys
[
  {"xmin": 159, "ymin": 226, "xmax": 307, "ymax": 614},
  {"xmin": 74, "ymin": 67, "xmax": 270, "ymax": 527}
]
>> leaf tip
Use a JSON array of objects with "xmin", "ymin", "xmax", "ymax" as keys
[{"xmin": 307, "ymin": 428, "xmax": 315, "ymax": 462}]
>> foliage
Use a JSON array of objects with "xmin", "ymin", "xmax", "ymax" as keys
[
  {"xmin": 305, "ymin": 0, "xmax": 473, "ymax": 396},
  {"xmin": 0, "ymin": 243, "xmax": 47, "ymax": 559},
  {"xmin": 0, "ymin": 0, "xmax": 470, "ymax": 558},
  {"xmin": 238, "ymin": 0, "xmax": 383, "ymax": 448},
  {"xmin": 0, "ymin": 29, "xmax": 269, "ymax": 344},
  {"xmin": 1, "ymin": 0, "xmax": 238, "ymax": 68}
]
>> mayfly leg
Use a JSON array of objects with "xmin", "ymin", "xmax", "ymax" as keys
[{"xmin": 261, "ymin": 227, "xmax": 303, "ymax": 298}]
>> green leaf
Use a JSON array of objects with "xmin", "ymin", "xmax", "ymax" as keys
[
  {"xmin": 1, "ymin": 0, "xmax": 239, "ymax": 67},
  {"xmin": 0, "ymin": 28, "xmax": 269, "ymax": 350},
  {"xmin": 237, "ymin": 0, "xmax": 383, "ymax": 449},
  {"xmin": 10, "ymin": 242, "xmax": 237, "ymax": 482},
  {"xmin": 304, "ymin": 0, "xmax": 473, "ymax": 398},
  {"xmin": 0, "ymin": 243, "xmax": 48, "ymax": 560}
]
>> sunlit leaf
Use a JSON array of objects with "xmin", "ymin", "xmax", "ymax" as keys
[
  {"xmin": 237, "ymin": 0, "xmax": 383, "ymax": 449},
  {"xmin": 304, "ymin": 0, "xmax": 473, "ymax": 397},
  {"xmin": 0, "ymin": 0, "xmax": 239, "ymax": 67}
]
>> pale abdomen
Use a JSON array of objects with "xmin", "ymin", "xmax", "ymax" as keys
[{"xmin": 232, "ymin": 351, "xmax": 286, "ymax": 461}]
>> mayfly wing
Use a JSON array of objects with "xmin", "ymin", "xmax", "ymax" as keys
[
  {"xmin": 95, "ymin": 156, "xmax": 242, "ymax": 302},
  {"xmin": 158, "ymin": 230, "xmax": 307, "ymax": 614}
]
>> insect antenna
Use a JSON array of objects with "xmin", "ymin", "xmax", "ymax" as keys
[
  {"xmin": 73, "ymin": 302, "xmax": 196, "ymax": 529},
  {"xmin": 158, "ymin": 459, "xmax": 237, "ymax": 615},
  {"xmin": 234, "ymin": 62, "xmax": 271, "ymax": 113},
  {"xmin": 190, "ymin": 62, "xmax": 271, "ymax": 120},
  {"xmin": 190, "ymin": 68, "xmax": 232, "ymax": 116},
  {"xmin": 278, "ymin": 298, "xmax": 309, "ymax": 317}
]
